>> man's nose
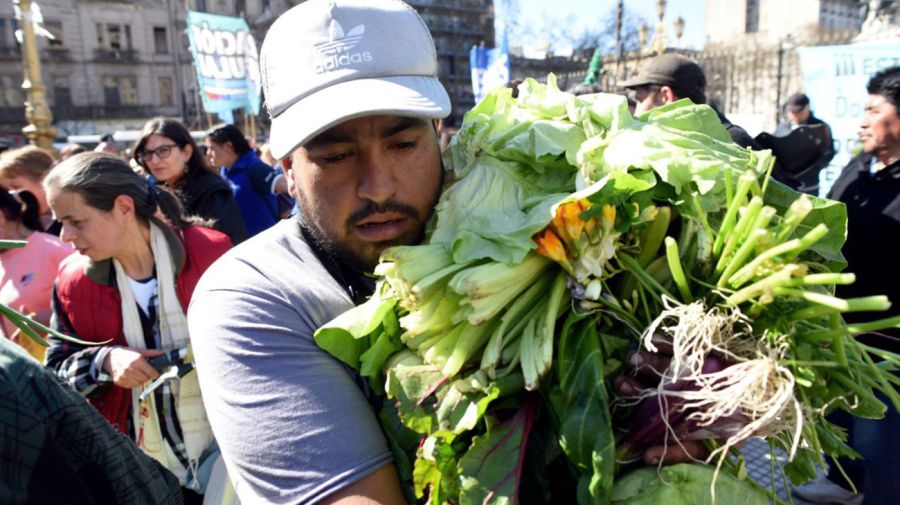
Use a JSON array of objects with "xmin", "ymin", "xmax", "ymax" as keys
[{"xmin": 356, "ymin": 149, "xmax": 397, "ymax": 205}]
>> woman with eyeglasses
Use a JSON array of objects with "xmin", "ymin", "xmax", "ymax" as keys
[
  {"xmin": 133, "ymin": 117, "xmax": 247, "ymax": 244},
  {"xmin": 43, "ymin": 152, "xmax": 232, "ymax": 503}
]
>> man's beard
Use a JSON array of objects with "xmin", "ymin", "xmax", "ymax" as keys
[{"xmin": 298, "ymin": 198, "xmax": 430, "ymax": 273}]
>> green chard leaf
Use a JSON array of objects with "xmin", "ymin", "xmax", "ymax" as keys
[
  {"xmin": 546, "ymin": 314, "xmax": 615, "ymax": 505},
  {"xmin": 457, "ymin": 398, "xmax": 540, "ymax": 505}
]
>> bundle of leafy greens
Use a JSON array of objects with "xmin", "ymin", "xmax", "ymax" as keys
[{"xmin": 314, "ymin": 76, "xmax": 900, "ymax": 504}]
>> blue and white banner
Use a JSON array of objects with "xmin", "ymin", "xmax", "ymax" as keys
[
  {"xmin": 797, "ymin": 42, "xmax": 900, "ymax": 196},
  {"xmin": 186, "ymin": 11, "xmax": 262, "ymax": 119},
  {"xmin": 470, "ymin": 31, "xmax": 510, "ymax": 103}
]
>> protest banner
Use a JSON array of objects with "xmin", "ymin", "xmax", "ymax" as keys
[{"xmin": 186, "ymin": 11, "xmax": 262, "ymax": 123}]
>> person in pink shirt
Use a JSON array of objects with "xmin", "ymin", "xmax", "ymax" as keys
[{"xmin": 0, "ymin": 188, "xmax": 72, "ymax": 360}]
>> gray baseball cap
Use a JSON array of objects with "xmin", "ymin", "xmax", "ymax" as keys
[
  {"xmin": 260, "ymin": 0, "xmax": 451, "ymax": 159},
  {"xmin": 621, "ymin": 53, "xmax": 706, "ymax": 100}
]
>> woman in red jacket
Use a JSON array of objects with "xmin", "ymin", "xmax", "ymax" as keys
[{"xmin": 43, "ymin": 152, "xmax": 231, "ymax": 504}]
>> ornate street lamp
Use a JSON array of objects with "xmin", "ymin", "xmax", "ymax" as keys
[
  {"xmin": 14, "ymin": 0, "xmax": 56, "ymax": 150},
  {"xmin": 674, "ymin": 15, "xmax": 685, "ymax": 47},
  {"xmin": 647, "ymin": 0, "xmax": 668, "ymax": 55}
]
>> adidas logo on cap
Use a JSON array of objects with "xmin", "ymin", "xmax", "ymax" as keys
[{"xmin": 313, "ymin": 20, "xmax": 372, "ymax": 73}]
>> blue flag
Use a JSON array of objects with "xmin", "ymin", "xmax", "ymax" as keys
[{"xmin": 470, "ymin": 31, "xmax": 510, "ymax": 103}]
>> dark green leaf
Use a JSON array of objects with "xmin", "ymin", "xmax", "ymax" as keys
[
  {"xmin": 546, "ymin": 314, "xmax": 615, "ymax": 505},
  {"xmin": 458, "ymin": 398, "xmax": 539, "ymax": 505}
]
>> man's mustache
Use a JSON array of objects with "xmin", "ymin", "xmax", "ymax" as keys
[{"xmin": 347, "ymin": 200, "xmax": 420, "ymax": 227}]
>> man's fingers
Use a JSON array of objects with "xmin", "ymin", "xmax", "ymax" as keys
[
  {"xmin": 613, "ymin": 376, "xmax": 647, "ymax": 397},
  {"xmin": 642, "ymin": 441, "xmax": 707, "ymax": 465},
  {"xmin": 627, "ymin": 351, "xmax": 671, "ymax": 376}
]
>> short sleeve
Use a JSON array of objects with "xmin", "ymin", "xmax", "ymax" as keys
[{"xmin": 188, "ymin": 254, "xmax": 392, "ymax": 504}]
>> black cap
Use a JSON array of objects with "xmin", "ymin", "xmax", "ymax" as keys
[
  {"xmin": 621, "ymin": 53, "xmax": 706, "ymax": 101},
  {"xmin": 785, "ymin": 93, "xmax": 810, "ymax": 112},
  {"xmin": 100, "ymin": 133, "xmax": 115, "ymax": 143}
]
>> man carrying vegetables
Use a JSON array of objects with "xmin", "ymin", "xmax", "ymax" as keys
[
  {"xmin": 188, "ymin": 1, "xmax": 702, "ymax": 503},
  {"xmin": 188, "ymin": 1, "xmax": 452, "ymax": 503}
]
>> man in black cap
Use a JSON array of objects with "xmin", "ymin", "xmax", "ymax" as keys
[
  {"xmin": 770, "ymin": 93, "xmax": 836, "ymax": 194},
  {"xmin": 621, "ymin": 53, "xmax": 761, "ymax": 150}
]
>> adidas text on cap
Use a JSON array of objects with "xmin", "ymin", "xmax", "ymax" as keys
[{"xmin": 260, "ymin": 0, "xmax": 451, "ymax": 159}]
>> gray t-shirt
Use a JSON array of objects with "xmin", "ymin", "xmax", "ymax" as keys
[{"xmin": 188, "ymin": 217, "xmax": 392, "ymax": 504}]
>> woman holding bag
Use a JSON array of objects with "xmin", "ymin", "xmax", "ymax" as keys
[{"xmin": 43, "ymin": 152, "xmax": 232, "ymax": 503}]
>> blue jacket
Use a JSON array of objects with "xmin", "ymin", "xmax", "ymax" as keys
[{"xmin": 221, "ymin": 151, "xmax": 279, "ymax": 237}]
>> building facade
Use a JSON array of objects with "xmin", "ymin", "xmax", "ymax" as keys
[
  {"xmin": 0, "ymin": 0, "xmax": 494, "ymax": 139},
  {"xmin": 705, "ymin": 0, "xmax": 863, "ymax": 47}
]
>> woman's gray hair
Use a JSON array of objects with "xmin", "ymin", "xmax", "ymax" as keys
[{"xmin": 43, "ymin": 152, "xmax": 197, "ymax": 228}]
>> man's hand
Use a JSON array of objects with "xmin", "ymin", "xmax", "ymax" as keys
[
  {"xmin": 615, "ymin": 342, "xmax": 709, "ymax": 466},
  {"xmin": 103, "ymin": 347, "xmax": 165, "ymax": 389}
]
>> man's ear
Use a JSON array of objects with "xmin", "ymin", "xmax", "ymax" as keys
[
  {"xmin": 280, "ymin": 156, "xmax": 296, "ymax": 193},
  {"xmin": 660, "ymin": 86, "xmax": 679, "ymax": 104}
]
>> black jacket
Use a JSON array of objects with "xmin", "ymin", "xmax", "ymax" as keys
[
  {"xmin": 827, "ymin": 153, "xmax": 900, "ymax": 353},
  {"xmin": 177, "ymin": 170, "xmax": 248, "ymax": 245},
  {"xmin": 772, "ymin": 114, "xmax": 836, "ymax": 194}
]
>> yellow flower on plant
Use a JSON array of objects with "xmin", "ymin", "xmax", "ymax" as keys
[
  {"xmin": 560, "ymin": 201, "xmax": 586, "ymax": 243},
  {"xmin": 601, "ymin": 204, "xmax": 616, "ymax": 233},
  {"xmin": 534, "ymin": 229, "xmax": 573, "ymax": 272}
]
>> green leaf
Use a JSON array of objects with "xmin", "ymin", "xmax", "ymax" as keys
[
  {"xmin": 546, "ymin": 314, "xmax": 615, "ymax": 505},
  {"xmin": 414, "ymin": 436, "xmax": 462, "ymax": 503},
  {"xmin": 457, "ymin": 398, "xmax": 539, "ymax": 505},
  {"xmin": 611, "ymin": 464, "xmax": 769, "ymax": 505},
  {"xmin": 379, "ymin": 402, "xmax": 420, "ymax": 505},
  {"xmin": 314, "ymin": 290, "xmax": 396, "ymax": 368},
  {"xmin": 385, "ymin": 360, "xmax": 447, "ymax": 434},
  {"xmin": 763, "ymin": 179, "xmax": 848, "ymax": 270}
]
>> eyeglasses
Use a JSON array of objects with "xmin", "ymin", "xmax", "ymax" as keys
[{"xmin": 137, "ymin": 144, "xmax": 179, "ymax": 164}]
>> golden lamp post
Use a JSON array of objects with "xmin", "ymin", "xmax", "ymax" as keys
[{"xmin": 14, "ymin": 0, "xmax": 56, "ymax": 150}]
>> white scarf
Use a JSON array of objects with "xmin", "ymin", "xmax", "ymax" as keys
[{"xmin": 114, "ymin": 222, "xmax": 213, "ymax": 485}]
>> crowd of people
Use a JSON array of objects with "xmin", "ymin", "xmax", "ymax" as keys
[{"xmin": 0, "ymin": 0, "xmax": 898, "ymax": 504}]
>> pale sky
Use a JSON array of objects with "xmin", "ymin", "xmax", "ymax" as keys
[{"xmin": 505, "ymin": 0, "xmax": 706, "ymax": 54}]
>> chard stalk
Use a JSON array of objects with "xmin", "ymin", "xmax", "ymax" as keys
[
  {"xmin": 717, "ymin": 205, "xmax": 775, "ymax": 283},
  {"xmin": 441, "ymin": 320, "xmax": 497, "ymax": 377},
  {"xmin": 717, "ymin": 229, "xmax": 769, "ymax": 288},
  {"xmin": 665, "ymin": 237, "xmax": 692, "ymax": 302},
  {"xmin": 800, "ymin": 315, "xmax": 900, "ymax": 342},
  {"xmin": 831, "ymin": 313, "xmax": 849, "ymax": 369},
  {"xmin": 713, "ymin": 172, "xmax": 755, "ymax": 258},
  {"xmin": 636, "ymin": 206, "xmax": 671, "ymax": 267},
  {"xmin": 536, "ymin": 273, "xmax": 569, "ymax": 385},
  {"xmin": 775, "ymin": 195, "xmax": 813, "ymax": 243},
  {"xmin": 775, "ymin": 289, "xmax": 891, "ymax": 314},
  {"xmin": 481, "ymin": 270, "xmax": 554, "ymax": 372},
  {"xmin": 724, "ymin": 265, "xmax": 799, "ymax": 306},
  {"xmin": 847, "ymin": 337, "xmax": 900, "ymax": 411},
  {"xmin": 716, "ymin": 196, "xmax": 764, "ymax": 274},
  {"xmin": 727, "ymin": 224, "xmax": 828, "ymax": 288},
  {"xmin": 786, "ymin": 273, "xmax": 856, "ymax": 286}
]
